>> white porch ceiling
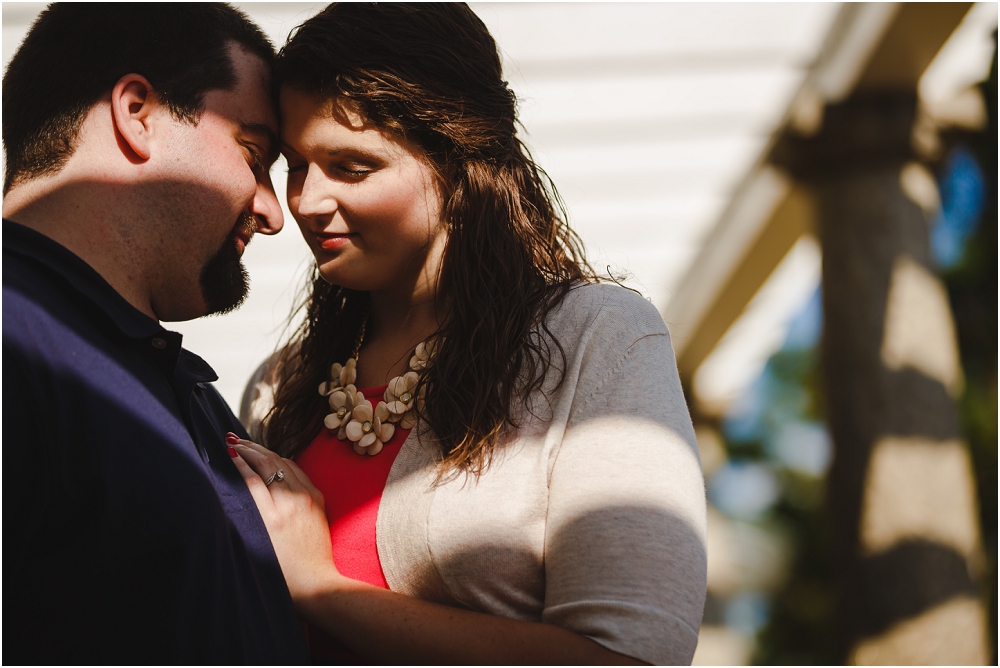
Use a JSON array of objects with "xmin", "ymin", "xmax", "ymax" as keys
[{"xmin": 479, "ymin": 2, "xmax": 840, "ymax": 308}]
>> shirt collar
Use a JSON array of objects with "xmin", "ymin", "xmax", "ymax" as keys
[{"xmin": 3, "ymin": 219, "xmax": 218, "ymax": 384}]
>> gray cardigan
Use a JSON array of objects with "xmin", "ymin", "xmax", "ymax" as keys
[{"xmin": 242, "ymin": 283, "xmax": 707, "ymax": 665}]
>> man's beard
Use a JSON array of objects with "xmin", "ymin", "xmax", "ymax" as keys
[{"xmin": 199, "ymin": 212, "xmax": 256, "ymax": 316}]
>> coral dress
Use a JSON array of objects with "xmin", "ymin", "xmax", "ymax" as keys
[{"xmin": 295, "ymin": 384, "xmax": 410, "ymax": 664}]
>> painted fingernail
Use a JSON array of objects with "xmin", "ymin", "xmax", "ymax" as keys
[
  {"xmin": 225, "ymin": 432, "xmax": 240, "ymax": 445},
  {"xmin": 228, "ymin": 446, "xmax": 239, "ymax": 458}
]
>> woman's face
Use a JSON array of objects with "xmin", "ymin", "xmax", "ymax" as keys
[{"xmin": 280, "ymin": 89, "xmax": 446, "ymax": 293}]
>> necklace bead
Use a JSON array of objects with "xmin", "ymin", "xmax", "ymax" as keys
[{"xmin": 322, "ymin": 335, "xmax": 436, "ymax": 456}]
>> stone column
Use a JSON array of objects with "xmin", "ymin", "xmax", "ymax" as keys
[{"xmin": 772, "ymin": 93, "xmax": 987, "ymax": 665}]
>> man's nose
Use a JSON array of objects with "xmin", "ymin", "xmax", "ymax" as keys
[{"xmin": 253, "ymin": 175, "xmax": 284, "ymax": 235}]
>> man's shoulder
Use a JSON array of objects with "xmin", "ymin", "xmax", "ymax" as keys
[
  {"xmin": 4, "ymin": 237, "xmax": 109, "ymax": 361},
  {"xmin": 4, "ymin": 225, "xmax": 56, "ymax": 295},
  {"xmin": 4, "ymin": 220, "xmax": 96, "ymax": 338},
  {"xmin": 3, "ymin": 242, "xmax": 84, "ymax": 355},
  {"xmin": 3, "ymin": 219, "xmax": 68, "ymax": 282},
  {"xmin": 4, "ymin": 219, "xmax": 169, "ymax": 357}
]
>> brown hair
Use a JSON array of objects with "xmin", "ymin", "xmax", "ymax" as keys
[{"xmin": 264, "ymin": 3, "xmax": 596, "ymax": 473}]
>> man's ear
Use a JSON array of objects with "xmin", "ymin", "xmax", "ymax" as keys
[{"xmin": 110, "ymin": 74, "xmax": 156, "ymax": 162}]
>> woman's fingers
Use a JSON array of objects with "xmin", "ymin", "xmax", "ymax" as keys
[
  {"xmin": 226, "ymin": 436, "xmax": 323, "ymax": 514},
  {"xmin": 228, "ymin": 446, "xmax": 276, "ymax": 515},
  {"xmin": 283, "ymin": 458, "xmax": 326, "ymax": 508},
  {"xmin": 224, "ymin": 436, "xmax": 339, "ymax": 599},
  {"xmin": 231, "ymin": 441, "xmax": 283, "ymax": 484},
  {"xmin": 230, "ymin": 438, "xmax": 308, "ymax": 495},
  {"xmin": 232, "ymin": 436, "xmax": 276, "ymax": 458},
  {"xmin": 227, "ymin": 436, "xmax": 295, "ymax": 487}
]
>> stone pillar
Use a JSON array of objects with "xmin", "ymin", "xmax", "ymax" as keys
[{"xmin": 772, "ymin": 93, "xmax": 987, "ymax": 665}]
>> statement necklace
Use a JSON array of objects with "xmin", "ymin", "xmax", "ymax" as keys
[{"xmin": 318, "ymin": 314, "xmax": 434, "ymax": 456}]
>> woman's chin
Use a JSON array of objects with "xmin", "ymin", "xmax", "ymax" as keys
[
  {"xmin": 317, "ymin": 269, "xmax": 352, "ymax": 288},
  {"xmin": 315, "ymin": 265, "xmax": 379, "ymax": 292}
]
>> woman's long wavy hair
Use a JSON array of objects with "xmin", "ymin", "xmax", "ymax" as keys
[{"xmin": 264, "ymin": 3, "xmax": 596, "ymax": 473}]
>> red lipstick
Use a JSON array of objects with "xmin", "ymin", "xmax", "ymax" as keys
[{"xmin": 317, "ymin": 233, "xmax": 353, "ymax": 251}]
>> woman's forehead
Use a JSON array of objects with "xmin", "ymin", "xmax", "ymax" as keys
[
  {"xmin": 281, "ymin": 90, "xmax": 394, "ymax": 138},
  {"xmin": 280, "ymin": 89, "xmax": 429, "ymax": 159}
]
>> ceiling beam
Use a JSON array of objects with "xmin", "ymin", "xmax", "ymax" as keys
[
  {"xmin": 675, "ymin": 182, "xmax": 816, "ymax": 382},
  {"xmin": 666, "ymin": 2, "xmax": 972, "ymax": 392}
]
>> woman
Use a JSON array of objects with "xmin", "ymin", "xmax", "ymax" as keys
[{"xmin": 231, "ymin": 4, "xmax": 706, "ymax": 665}]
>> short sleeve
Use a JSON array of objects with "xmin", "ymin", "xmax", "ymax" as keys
[
  {"xmin": 239, "ymin": 357, "xmax": 275, "ymax": 442},
  {"xmin": 542, "ymin": 331, "xmax": 707, "ymax": 665},
  {"xmin": 239, "ymin": 347, "xmax": 295, "ymax": 444}
]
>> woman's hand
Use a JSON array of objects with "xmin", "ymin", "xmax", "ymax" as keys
[
  {"xmin": 226, "ymin": 434, "xmax": 341, "ymax": 603},
  {"xmin": 225, "ymin": 433, "xmax": 645, "ymax": 665}
]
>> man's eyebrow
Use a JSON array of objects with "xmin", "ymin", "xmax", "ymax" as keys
[{"xmin": 240, "ymin": 122, "xmax": 279, "ymax": 162}]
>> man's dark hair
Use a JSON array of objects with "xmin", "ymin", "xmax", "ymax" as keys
[{"xmin": 2, "ymin": 2, "xmax": 274, "ymax": 195}]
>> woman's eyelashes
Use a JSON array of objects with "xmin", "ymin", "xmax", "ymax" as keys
[
  {"xmin": 283, "ymin": 160, "xmax": 377, "ymax": 180},
  {"xmin": 342, "ymin": 161, "xmax": 373, "ymax": 174},
  {"xmin": 337, "ymin": 163, "xmax": 375, "ymax": 179}
]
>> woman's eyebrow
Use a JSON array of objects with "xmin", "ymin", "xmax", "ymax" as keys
[
  {"xmin": 278, "ymin": 142, "xmax": 339, "ymax": 155},
  {"xmin": 280, "ymin": 144, "xmax": 386, "ymax": 162}
]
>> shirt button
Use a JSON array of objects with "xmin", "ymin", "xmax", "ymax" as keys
[{"xmin": 151, "ymin": 337, "xmax": 167, "ymax": 349}]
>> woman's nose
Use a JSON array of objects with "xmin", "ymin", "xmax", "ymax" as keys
[{"xmin": 294, "ymin": 164, "xmax": 337, "ymax": 220}]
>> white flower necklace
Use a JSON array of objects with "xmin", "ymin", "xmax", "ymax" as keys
[{"xmin": 318, "ymin": 314, "xmax": 435, "ymax": 456}]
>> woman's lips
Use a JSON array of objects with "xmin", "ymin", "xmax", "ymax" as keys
[{"xmin": 316, "ymin": 233, "xmax": 354, "ymax": 251}]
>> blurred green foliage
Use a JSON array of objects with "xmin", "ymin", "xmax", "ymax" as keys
[{"xmin": 748, "ymin": 347, "xmax": 838, "ymax": 665}]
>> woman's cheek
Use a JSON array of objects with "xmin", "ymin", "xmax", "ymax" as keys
[{"xmin": 293, "ymin": 216, "xmax": 321, "ymax": 259}]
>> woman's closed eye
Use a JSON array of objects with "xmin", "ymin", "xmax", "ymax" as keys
[
  {"xmin": 329, "ymin": 155, "xmax": 382, "ymax": 180},
  {"xmin": 285, "ymin": 162, "xmax": 377, "ymax": 180},
  {"xmin": 336, "ymin": 164, "xmax": 375, "ymax": 180}
]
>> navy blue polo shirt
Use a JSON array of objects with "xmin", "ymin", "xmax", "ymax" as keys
[{"xmin": 2, "ymin": 220, "xmax": 310, "ymax": 665}]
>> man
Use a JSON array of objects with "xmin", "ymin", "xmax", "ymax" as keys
[{"xmin": 2, "ymin": 4, "xmax": 309, "ymax": 663}]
